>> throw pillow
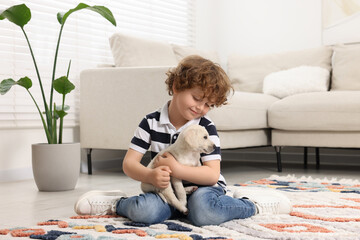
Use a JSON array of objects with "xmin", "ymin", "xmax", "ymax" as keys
[
  {"xmin": 263, "ymin": 66, "xmax": 330, "ymax": 99},
  {"xmin": 109, "ymin": 33, "xmax": 178, "ymax": 67},
  {"xmin": 171, "ymin": 44, "xmax": 221, "ymax": 64},
  {"xmin": 228, "ymin": 46, "xmax": 333, "ymax": 93},
  {"xmin": 331, "ymin": 44, "xmax": 360, "ymax": 91}
]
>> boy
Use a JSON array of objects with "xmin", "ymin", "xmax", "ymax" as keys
[{"xmin": 74, "ymin": 55, "xmax": 291, "ymax": 226}]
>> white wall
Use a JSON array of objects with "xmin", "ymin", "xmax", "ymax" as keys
[
  {"xmin": 0, "ymin": 128, "xmax": 78, "ymax": 182},
  {"xmin": 196, "ymin": 0, "xmax": 323, "ymax": 67},
  {"xmin": 0, "ymin": 127, "xmax": 123, "ymax": 182}
]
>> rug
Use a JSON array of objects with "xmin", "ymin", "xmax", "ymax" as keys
[{"xmin": 1, "ymin": 175, "xmax": 360, "ymax": 240}]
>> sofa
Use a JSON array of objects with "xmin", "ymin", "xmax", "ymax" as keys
[{"xmin": 80, "ymin": 33, "xmax": 360, "ymax": 173}]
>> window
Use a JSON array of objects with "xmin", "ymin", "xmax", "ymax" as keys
[{"xmin": 0, "ymin": 0, "xmax": 195, "ymax": 128}]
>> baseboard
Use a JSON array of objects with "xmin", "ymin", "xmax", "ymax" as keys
[
  {"xmin": 222, "ymin": 146, "xmax": 360, "ymax": 166},
  {"xmin": 0, "ymin": 159, "xmax": 124, "ymax": 182},
  {"xmin": 80, "ymin": 150, "xmax": 152, "ymax": 174},
  {"xmin": 81, "ymin": 147, "xmax": 360, "ymax": 174},
  {"xmin": 80, "ymin": 158, "xmax": 124, "ymax": 173},
  {"xmin": 0, "ymin": 167, "xmax": 33, "ymax": 182}
]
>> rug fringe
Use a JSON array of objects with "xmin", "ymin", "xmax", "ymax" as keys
[{"xmin": 269, "ymin": 174, "xmax": 360, "ymax": 185}]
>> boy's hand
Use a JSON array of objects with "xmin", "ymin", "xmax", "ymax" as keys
[
  {"xmin": 149, "ymin": 166, "xmax": 172, "ymax": 189},
  {"xmin": 154, "ymin": 152, "xmax": 178, "ymax": 170}
]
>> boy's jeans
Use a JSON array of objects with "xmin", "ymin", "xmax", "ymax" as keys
[{"xmin": 116, "ymin": 186, "xmax": 256, "ymax": 226}]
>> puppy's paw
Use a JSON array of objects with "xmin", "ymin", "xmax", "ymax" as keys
[
  {"xmin": 184, "ymin": 186, "xmax": 198, "ymax": 194},
  {"xmin": 181, "ymin": 207, "xmax": 189, "ymax": 215}
]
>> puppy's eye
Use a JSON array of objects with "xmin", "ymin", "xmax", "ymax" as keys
[{"xmin": 203, "ymin": 136, "xmax": 208, "ymax": 139}]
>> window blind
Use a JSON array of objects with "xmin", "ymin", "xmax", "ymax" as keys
[{"xmin": 0, "ymin": 0, "xmax": 195, "ymax": 129}]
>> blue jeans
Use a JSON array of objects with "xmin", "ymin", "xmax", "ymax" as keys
[{"xmin": 116, "ymin": 186, "xmax": 256, "ymax": 226}]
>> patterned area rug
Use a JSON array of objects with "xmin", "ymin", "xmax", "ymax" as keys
[{"xmin": 1, "ymin": 175, "xmax": 360, "ymax": 240}]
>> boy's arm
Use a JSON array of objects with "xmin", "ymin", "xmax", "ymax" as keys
[
  {"xmin": 154, "ymin": 152, "xmax": 220, "ymax": 186},
  {"xmin": 122, "ymin": 148, "xmax": 172, "ymax": 189}
]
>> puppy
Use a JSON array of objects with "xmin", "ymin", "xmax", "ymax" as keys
[{"xmin": 141, "ymin": 124, "xmax": 215, "ymax": 214}]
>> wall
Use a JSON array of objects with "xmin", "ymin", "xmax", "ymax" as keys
[
  {"xmin": 196, "ymin": 0, "xmax": 322, "ymax": 66},
  {"xmin": 0, "ymin": 127, "xmax": 124, "ymax": 182},
  {"xmin": 0, "ymin": 128, "xmax": 77, "ymax": 182}
]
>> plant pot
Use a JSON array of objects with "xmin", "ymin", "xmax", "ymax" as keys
[{"xmin": 32, "ymin": 142, "xmax": 80, "ymax": 191}]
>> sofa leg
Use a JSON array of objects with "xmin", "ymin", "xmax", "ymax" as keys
[
  {"xmin": 275, "ymin": 146, "xmax": 282, "ymax": 172},
  {"xmin": 304, "ymin": 147, "xmax": 308, "ymax": 169},
  {"xmin": 87, "ymin": 148, "xmax": 93, "ymax": 175},
  {"xmin": 315, "ymin": 147, "xmax": 320, "ymax": 169}
]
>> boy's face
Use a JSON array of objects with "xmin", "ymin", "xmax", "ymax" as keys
[{"xmin": 172, "ymin": 87, "xmax": 214, "ymax": 121}]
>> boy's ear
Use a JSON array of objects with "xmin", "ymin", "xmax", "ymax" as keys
[{"xmin": 172, "ymin": 84, "xmax": 178, "ymax": 94}]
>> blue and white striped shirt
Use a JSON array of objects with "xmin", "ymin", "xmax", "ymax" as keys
[{"xmin": 130, "ymin": 101, "xmax": 227, "ymax": 190}]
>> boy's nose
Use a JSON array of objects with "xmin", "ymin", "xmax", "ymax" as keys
[{"xmin": 196, "ymin": 104, "xmax": 204, "ymax": 111}]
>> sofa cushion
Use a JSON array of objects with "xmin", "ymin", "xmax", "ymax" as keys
[
  {"xmin": 263, "ymin": 66, "xmax": 330, "ymax": 98},
  {"xmin": 331, "ymin": 44, "xmax": 360, "ymax": 91},
  {"xmin": 268, "ymin": 91, "xmax": 360, "ymax": 131},
  {"xmin": 207, "ymin": 92, "xmax": 279, "ymax": 130},
  {"xmin": 219, "ymin": 130, "xmax": 271, "ymax": 149},
  {"xmin": 171, "ymin": 44, "xmax": 221, "ymax": 64},
  {"xmin": 227, "ymin": 46, "xmax": 333, "ymax": 93},
  {"xmin": 109, "ymin": 33, "xmax": 178, "ymax": 67}
]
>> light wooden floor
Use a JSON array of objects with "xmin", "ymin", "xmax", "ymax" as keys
[{"xmin": 1, "ymin": 159, "xmax": 360, "ymax": 228}]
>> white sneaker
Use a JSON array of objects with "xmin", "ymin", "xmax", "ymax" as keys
[
  {"xmin": 74, "ymin": 190, "xmax": 127, "ymax": 215},
  {"xmin": 234, "ymin": 187, "xmax": 292, "ymax": 214}
]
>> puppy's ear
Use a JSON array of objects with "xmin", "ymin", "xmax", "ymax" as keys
[{"xmin": 184, "ymin": 129, "xmax": 197, "ymax": 147}]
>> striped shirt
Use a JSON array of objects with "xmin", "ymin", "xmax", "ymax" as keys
[{"xmin": 130, "ymin": 101, "xmax": 227, "ymax": 190}]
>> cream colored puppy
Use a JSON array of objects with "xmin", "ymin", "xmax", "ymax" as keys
[{"xmin": 141, "ymin": 124, "xmax": 215, "ymax": 214}]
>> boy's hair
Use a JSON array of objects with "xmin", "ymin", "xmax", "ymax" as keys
[{"xmin": 165, "ymin": 55, "xmax": 233, "ymax": 107}]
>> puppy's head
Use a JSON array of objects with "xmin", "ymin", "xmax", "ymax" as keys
[{"xmin": 182, "ymin": 125, "xmax": 215, "ymax": 154}]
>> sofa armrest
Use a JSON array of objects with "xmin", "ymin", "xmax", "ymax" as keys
[{"xmin": 80, "ymin": 66, "xmax": 172, "ymax": 150}]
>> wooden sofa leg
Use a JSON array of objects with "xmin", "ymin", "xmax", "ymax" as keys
[
  {"xmin": 275, "ymin": 146, "xmax": 282, "ymax": 172},
  {"xmin": 315, "ymin": 147, "xmax": 320, "ymax": 169},
  {"xmin": 87, "ymin": 148, "xmax": 93, "ymax": 175},
  {"xmin": 304, "ymin": 147, "xmax": 308, "ymax": 169}
]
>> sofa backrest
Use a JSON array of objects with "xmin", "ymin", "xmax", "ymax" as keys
[
  {"xmin": 331, "ymin": 44, "xmax": 360, "ymax": 91},
  {"xmin": 171, "ymin": 43, "xmax": 220, "ymax": 65},
  {"xmin": 227, "ymin": 47, "xmax": 333, "ymax": 93},
  {"xmin": 108, "ymin": 33, "xmax": 360, "ymax": 93},
  {"xmin": 109, "ymin": 32, "xmax": 220, "ymax": 67},
  {"xmin": 109, "ymin": 33, "xmax": 178, "ymax": 67}
]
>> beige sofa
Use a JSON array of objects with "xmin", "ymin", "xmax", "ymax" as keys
[{"xmin": 80, "ymin": 33, "xmax": 360, "ymax": 173}]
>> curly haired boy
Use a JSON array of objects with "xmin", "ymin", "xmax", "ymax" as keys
[{"xmin": 74, "ymin": 55, "xmax": 291, "ymax": 226}]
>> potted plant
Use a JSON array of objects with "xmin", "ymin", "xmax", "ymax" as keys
[{"xmin": 0, "ymin": 3, "xmax": 116, "ymax": 191}]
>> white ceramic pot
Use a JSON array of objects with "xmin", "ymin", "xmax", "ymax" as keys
[{"xmin": 32, "ymin": 142, "xmax": 80, "ymax": 191}]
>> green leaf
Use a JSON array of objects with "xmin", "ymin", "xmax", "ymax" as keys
[
  {"xmin": 53, "ymin": 76, "xmax": 75, "ymax": 95},
  {"xmin": 0, "ymin": 79, "xmax": 16, "ymax": 95},
  {"xmin": 17, "ymin": 77, "xmax": 32, "ymax": 89},
  {"xmin": 57, "ymin": 3, "xmax": 116, "ymax": 26},
  {"xmin": 56, "ymin": 105, "xmax": 70, "ymax": 112},
  {"xmin": 0, "ymin": 4, "xmax": 31, "ymax": 27},
  {"xmin": 0, "ymin": 77, "xmax": 33, "ymax": 95},
  {"xmin": 55, "ymin": 109, "xmax": 68, "ymax": 119}
]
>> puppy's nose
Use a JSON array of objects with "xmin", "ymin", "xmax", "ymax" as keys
[{"xmin": 212, "ymin": 144, "xmax": 216, "ymax": 149}]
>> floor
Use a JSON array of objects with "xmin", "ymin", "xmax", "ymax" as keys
[{"xmin": 1, "ymin": 158, "xmax": 360, "ymax": 228}]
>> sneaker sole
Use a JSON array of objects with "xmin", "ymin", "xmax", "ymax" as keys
[
  {"xmin": 234, "ymin": 187, "xmax": 292, "ymax": 213},
  {"xmin": 234, "ymin": 187, "xmax": 287, "ymax": 198},
  {"xmin": 74, "ymin": 190, "xmax": 127, "ymax": 215}
]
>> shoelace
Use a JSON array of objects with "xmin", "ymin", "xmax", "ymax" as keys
[
  {"xmin": 258, "ymin": 202, "xmax": 280, "ymax": 214},
  {"xmin": 89, "ymin": 200, "xmax": 116, "ymax": 215}
]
